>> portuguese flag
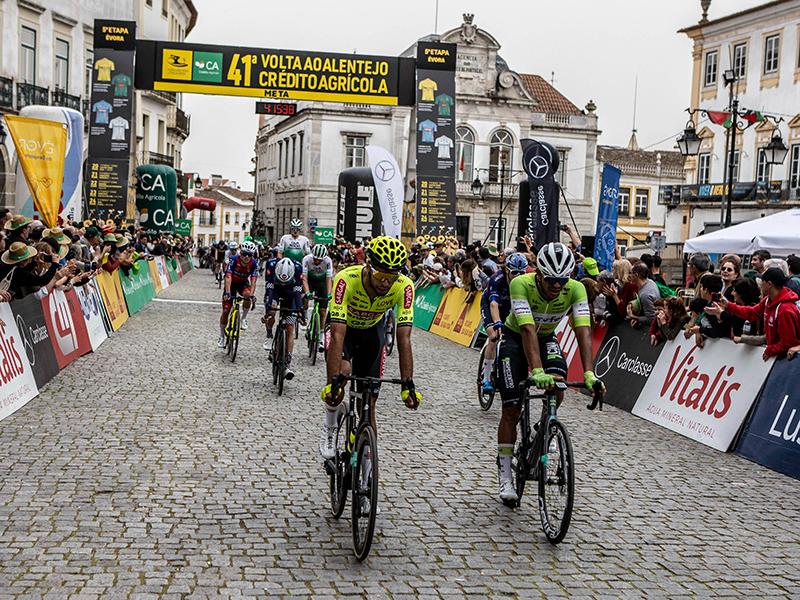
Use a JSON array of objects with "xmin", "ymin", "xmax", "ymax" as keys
[{"xmin": 707, "ymin": 111, "xmax": 733, "ymax": 128}]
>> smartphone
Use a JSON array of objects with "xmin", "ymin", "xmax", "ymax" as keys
[
  {"xmin": 711, "ymin": 292, "xmax": 721, "ymax": 302},
  {"xmin": 42, "ymin": 254, "xmax": 53, "ymax": 264}
]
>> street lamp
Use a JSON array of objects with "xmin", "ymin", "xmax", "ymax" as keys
[
  {"xmin": 676, "ymin": 123, "xmax": 702, "ymax": 157},
  {"xmin": 194, "ymin": 174, "xmax": 202, "ymax": 188},
  {"xmin": 763, "ymin": 133, "xmax": 789, "ymax": 165},
  {"xmin": 471, "ymin": 176, "xmax": 484, "ymax": 196}
]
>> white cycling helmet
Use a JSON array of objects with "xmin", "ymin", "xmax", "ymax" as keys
[
  {"xmin": 536, "ymin": 242, "xmax": 575, "ymax": 279},
  {"xmin": 290, "ymin": 219, "xmax": 303, "ymax": 229},
  {"xmin": 240, "ymin": 240, "xmax": 257, "ymax": 255},
  {"xmin": 312, "ymin": 244, "xmax": 327, "ymax": 259},
  {"xmin": 275, "ymin": 257, "xmax": 295, "ymax": 284},
  {"xmin": 228, "ymin": 241, "xmax": 238, "ymax": 250}
]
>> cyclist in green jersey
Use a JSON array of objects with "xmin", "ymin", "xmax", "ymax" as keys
[
  {"xmin": 302, "ymin": 244, "xmax": 334, "ymax": 351},
  {"xmin": 496, "ymin": 242, "xmax": 605, "ymax": 503}
]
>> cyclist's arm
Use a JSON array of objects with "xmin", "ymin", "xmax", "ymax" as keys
[
  {"xmin": 263, "ymin": 268, "xmax": 275, "ymax": 307},
  {"xmin": 397, "ymin": 324, "xmax": 414, "ymax": 388},
  {"xmin": 509, "ymin": 277, "xmax": 544, "ymax": 373},
  {"xmin": 326, "ymin": 275, "xmax": 333, "ymax": 296},
  {"xmin": 326, "ymin": 259, "xmax": 334, "ymax": 295},
  {"xmin": 489, "ymin": 300, "xmax": 501, "ymax": 324},
  {"xmin": 301, "ymin": 265, "xmax": 311, "ymax": 295},
  {"xmin": 224, "ymin": 259, "xmax": 234, "ymax": 294}
]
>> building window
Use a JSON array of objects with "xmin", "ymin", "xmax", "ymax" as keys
[
  {"xmin": 697, "ymin": 153, "xmax": 711, "ymax": 185},
  {"xmin": 345, "ymin": 135, "xmax": 366, "ymax": 168},
  {"xmin": 731, "ymin": 150, "xmax": 740, "ymax": 182},
  {"xmin": 146, "ymin": 0, "xmax": 152, "ymax": 6},
  {"xmin": 277, "ymin": 141, "xmax": 282, "ymax": 178},
  {"xmin": 635, "ymin": 189, "xmax": 649, "ymax": 218},
  {"xmin": 733, "ymin": 43, "xmax": 747, "ymax": 79},
  {"xmin": 162, "ymin": 0, "xmax": 169, "ymax": 17},
  {"xmin": 85, "ymin": 48, "xmax": 93, "ymax": 97},
  {"xmin": 704, "ymin": 50, "xmax": 718, "ymax": 87},
  {"xmin": 284, "ymin": 139, "xmax": 290, "ymax": 178},
  {"xmin": 20, "ymin": 26, "xmax": 37, "ymax": 85},
  {"xmin": 225, "ymin": 212, "xmax": 230, "ymax": 225},
  {"xmin": 456, "ymin": 215, "xmax": 470, "ymax": 244},
  {"xmin": 298, "ymin": 132, "xmax": 304, "ymax": 174},
  {"xmin": 790, "ymin": 145, "xmax": 800, "ymax": 189},
  {"xmin": 756, "ymin": 148, "xmax": 770, "ymax": 182},
  {"xmin": 618, "ymin": 187, "xmax": 630, "ymax": 216},
  {"xmin": 210, "ymin": 211, "xmax": 216, "ymax": 226},
  {"xmin": 455, "ymin": 126, "xmax": 474, "ymax": 182},
  {"xmin": 488, "ymin": 217, "xmax": 506, "ymax": 247},
  {"xmin": 556, "ymin": 150, "xmax": 568, "ymax": 189},
  {"xmin": 208, "ymin": 234, "xmax": 215, "ymax": 245},
  {"xmin": 233, "ymin": 232, "xmax": 239, "ymax": 243},
  {"xmin": 489, "ymin": 129, "xmax": 513, "ymax": 182},
  {"xmin": 54, "ymin": 39, "xmax": 69, "ymax": 91},
  {"xmin": 764, "ymin": 34, "xmax": 780, "ymax": 74},
  {"xmin": 235, "ymin": 213, "xmax": 240, "ymax": 225},
  {"xmin": 291, "ymin": 136, "xmax": 296, "ymax": 176},
  {"xmin": 199, "ymin": 211, "xmax": 206, "ymax": 226}
]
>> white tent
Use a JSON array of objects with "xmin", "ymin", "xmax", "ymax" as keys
[{"xmin": 683, "ymin": 209, "xmax": 800, "ymax": 256}]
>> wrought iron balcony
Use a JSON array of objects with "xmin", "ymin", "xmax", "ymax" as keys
[
  {"xmin": 167, "ymin": 105, "xmax": 190, "ymax": 137},
  {"xmin": 0, "ymin": 77, "xmax": 13, "ymax": 109},
  {"xmin": 142, "ymin": 150, "xmax": 174, "ymax": 167},
  {"xmin": 51, "ymin": 89, "xmax": 82, "ymax": 111},
  {"xmin": 17, "ymin": 82, "xmax": 49, "ymax": 109}
]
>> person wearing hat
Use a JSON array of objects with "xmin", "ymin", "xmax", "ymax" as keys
[
  {"xmin": 80, "ymin": 226, "xmax": 101, "ymax": 265},
  {"xmin": 0, "ymin": 241, "xmax": 60, "ymax": 300},
  {"xmin": 580, "ymin": 257, "xmax": 600, "ymax": 280},
  {"xmin": 43, "ymin": 228, "xmax": 72, "ymax": 260},
  {"xmin": 5, "ymin": 215, "xmax": 32, "ymax": 246},
  {"xmin": 707, "ymin": 267, "xmax": 800, "ymax": 360}
]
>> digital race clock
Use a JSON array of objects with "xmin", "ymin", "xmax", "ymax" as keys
[{"xmin": 255, "ymin": 102, "xmax": 297, "ymax": 116}]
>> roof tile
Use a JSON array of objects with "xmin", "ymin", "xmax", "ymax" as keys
[{"xmin": 518, "ymin": 74, "xmax": 583, "ymax": 115}]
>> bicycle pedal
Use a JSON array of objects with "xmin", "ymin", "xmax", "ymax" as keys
[{"xmin": 502, "ymin": 498, "xmax": 519, "ymax": 509}]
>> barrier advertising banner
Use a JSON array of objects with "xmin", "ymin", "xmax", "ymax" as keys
[
  {"xmin": 412, "ymin": 283, "xmax": 445, "ymax": 331},
  {"xmin": 119, "ymin": 267, "xmax": 154, "ymax": 315},
  {"xmin": 314, "ymin": 227, "xmax": 334, "ymax": 245},
  {"xmin": 632, "ymin": 337, "xmax": 774, "ymax": 451},
  {"xmin": 0, "ymin": 304, "xmax": 39, "ymax": 422},
  {"xmin": 555, "ymin": 320, "xmax": 608, "ymax": 384},
  {"xmin": 154, "ymin": 257, "xmax": 170, "ymax": 291},
  {"xmin": 10, "ymin": 295, "xmax": 59, "ymax": 389},
  {"xmin": 75, "ymin": 281, "xmax": 108, "ymax": 351},
  {"xmin": 593, "ymin": 321, "xmax": 666, "ymax": 412},
  {"xmin": 136, "ymin": 165, "xmax": 178, "ymax": 234},
  {"xmin": 431, "ymin": 288, "xmax": 482, "ymax": 347},
  {"xmin": 429, "ymin": 287, "xmax": 461, "ymax": 339},
  {"xmin": 40, "ymin": 289, "xmax": 92, "ymax": 370},
  {"xmin": 735, "ymin": 357, "xmax": 800, "ymax": 480},
  {"xmin": 96, "ymin": 270, "xmax": 129, "ymax": 331},
  {"xmin": 166, "ymin": 258, "xmax": 180, "ymax": 283}
]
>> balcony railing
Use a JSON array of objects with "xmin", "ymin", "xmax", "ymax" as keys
[
  {"xmin": 167, "ymin": 105, "xmax": 190, "ymax": 137},
  {"xmin": 456, "ymin": 179, "xmax": 520, "ymax": 198},
  {"xmin": 142, "ymin": 89, "xmax": 177, "ymax": 104},
  {"xmin": 51, "ymin": 89, "xmax": 82, "ymax": 111},
  {"xmin": 17, "ymin": 82, "xmax": 49, "ymax": 109},
  {"xmin": 142, "ymin": 151, "xmax": 174, "ymax": 167},
  {"xmin": 0, "ymin": 77, "xmax": 13, "ymax": 108}
]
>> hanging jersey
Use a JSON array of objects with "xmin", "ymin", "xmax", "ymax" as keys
[
  {"xmin": 435, "ymin": 136, "xmax": 453, "ymax": 158},
  {"xmin": 111, "ymin": 72, "xmax": 132, "ymax": 96},
  {"xmin": 94, "ymin": 58, "xmax": 115, "ymax": 81},
  {"xmin": 418, "ymin": 120, "xmax": 437, "ymax": 143},
  {"xmin": 435, "ymin": 93, "xmax": 454, "ymax": 116},
  {"xmin": 418, "ymin": 78, "xmax": 437, "ymax": 101},
  {"xmin": 302, "ymin": 254, "xmax": 333, "ymax": 280},
  {"xmin": 277, "ymin": 234, "xmax": 311, "ymax": 261},
  {"xmin": 93, "ymin": 100, "xmax": 112, "ymax": 124}
]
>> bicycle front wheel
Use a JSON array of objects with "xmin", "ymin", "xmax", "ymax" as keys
[
  {"xmin": 351, "ymin": 425, "xmax": 378, "ymax": 561},
  {"xmin": 309, "ymin": 314, "xmax": 320, "ymax": 366},
  {"xmin": 330, "ymin": 405, "xmax": 349, "ymax": 518},
  {"xmin": 277, "ymin": 326, "xmax": 288, "ymax": 396},
  {"xmin": 538, "ymin": 420, "xmax": 575, "ymax": 544},
  {"xmin": 271, "ymin": 325, "xmax": 283, "ymax": 385},
  {"xmin": 230, "ymin": 310, "xmax": 240, "ymax": 363},
  {"xmin": 476, "ymin": 345, "xmax": 494, "ymax": 411}
]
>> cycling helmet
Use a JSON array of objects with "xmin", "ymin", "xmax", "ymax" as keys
[
  {"xmin": 366, "ymin": 236, "xmax": 408, "ymax": 271},
  {"xmin": 536, "ymin": 242, "xmax": 575, "ymax": 278},
  {"xmin": 425, "ymin": 241, "xmax": 435, "ymax": 250},
  {"xmin": 240, "ymin": 240, "xmax": 257, "ymax": 255},
  {"xmin": 506, "ymin": 252, "xmax": 529, "ymax": 274},
  {"xmin": 275, "ymin": 257, "xmax": 295, "ymax": 284},
  {"xmin": 229, "ymin": 241, "xmax": 238, "ymax": 250},
  {"xmin": 312, "ymin": 244, "xmax": 327, "ymax": 259},
  {"xmin": 290, "ymin": 219, "xmax": 303, "ymax": 229}
]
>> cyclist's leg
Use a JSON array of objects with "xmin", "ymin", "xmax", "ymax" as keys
[
  {"xmin": 312, "ymin": 279, "xmax": 328, "ymax": 345},
  {"xmin": 481, "ymin": 302, "xmax": 497, "ymax": 385},
  {"xmin": 351, "ymin": 321, "xmax": 385, "ymax": 434},
  {"xmin": 539, "ymin": 333, "xmax": 568, "ymax": 407},
  {"xmin": 496, "ymin": 331, "xmax": 529, "ymax": 488},
  {"xmin": 280, "ymin": 291, "xmax": 297, "ymax": 368}
]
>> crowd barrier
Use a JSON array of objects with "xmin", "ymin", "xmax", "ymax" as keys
[
  {"xmin": 412, "ymin": 285, "xmax": 483, "ymax": 347},
  {"xmin": 0, "ymin": 255, "xmax": 193, "ymax": 423}
]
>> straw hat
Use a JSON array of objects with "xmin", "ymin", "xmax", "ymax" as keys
[
  {"xmin": 102, "ymin": 233, "xmax": 117, "ymax": 243},
  {"xmin": 4, "ymin": 215, "xmax": 32, "ymax": 231},
  {"xmin": 44, "ymin": 227, "xmax": 71, "ymax": 246},
  {"xmin": 2, "ymin": 241, "xmax": 37, "ymax": 264}
]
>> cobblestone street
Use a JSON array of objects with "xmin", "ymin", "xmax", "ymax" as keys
[{"xmin": 0, "ymin": 269, "xmax": 798, "ymax": 599}]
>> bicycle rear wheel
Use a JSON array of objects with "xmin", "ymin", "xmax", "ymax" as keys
[
  {"xmin": 329, "ymin": 405, "xmax": 349, "ymax": 518},
  {"xmin": 230, "ymin": 309, "xmax": 240, "ymax": 362},
  {"xmin": 384, "ymin": 312, "xmax": 395, "ymax": 356},
  {"xmin": 538, "ymin": 420, "xmax": 574, "ymax": 544},
  {"xmin": 351, "ymin": 425, "xmax": 378, "ymax": 561},
  {"xmin": 476, "ymin": 345, "xmax": 494, "ymax": 411},
  {"xmin": 277, "ymin": 326, "xmax": 288, "ymax": 396}
]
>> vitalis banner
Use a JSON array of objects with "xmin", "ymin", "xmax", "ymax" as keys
[
  {"xmin": 0, "ymin": 303, "xmax": 39, "ymax": 423},
  {"xmin": 518, "ymin": 139, "xmax": 559, "ymax": 252}
]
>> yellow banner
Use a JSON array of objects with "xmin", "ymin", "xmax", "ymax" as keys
[
  {"xmin": 428, "ymin": 288, "xmax": 483, "ymax": 347},
  {"xmin": 148, "ymin": 259, "xmax": 163, "ymax": 294},
  {"xmin": 5, "ymin": 115, "xmax": 67, "ymax": 228},
  {"xmin": 95, "ymin": 270, "xmax": 129, "ymax": 331}
]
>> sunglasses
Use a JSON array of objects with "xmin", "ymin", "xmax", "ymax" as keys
[
  {"xmin": 544, "ymin": 276, "xmax": 569, "ymax": 286},
  {"xmin": 370, "ymin": 267, "xmax": 400, "ymax": 283},
  {"xmin": 241, "ymin": 251, "xmax": 254, "ymax": 257},
  {"xmin": 720, "ymin": 267, "xmax": 736, "ymax": 272}
]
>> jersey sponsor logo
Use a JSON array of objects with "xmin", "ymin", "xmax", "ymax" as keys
[
  {"xmin": 347, "ymin": 307, "xmax": 383, "ymax": 319},
  {"xmin": 511, "ymin": 299, "xmax": 532, "ymax": 316},
  {"xmin": 573, "ymin": 301, "xmax": 590, "ymax": 319},
  {"xmin": 403, "ymin": 285, "xmax": 413, "ymax": 310},
  {"xmin": 532, "ymin": 311, "xmax": 568, "ymax": 324},
  {"xmin": 335, "ymin": 279, "xmax": 347, "ymax": 305}
]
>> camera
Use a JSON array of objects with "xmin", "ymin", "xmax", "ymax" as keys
[
  {"xmin": 66, "ymin": 251, "xmax": 75, "ymax": 261},
  {"xmin": 558, "ymin": 224, "xmax": 569, "ymax": 232},
  {"xmin": 42, "ymin": 254, "xmax": 53, "ymax": 263}
]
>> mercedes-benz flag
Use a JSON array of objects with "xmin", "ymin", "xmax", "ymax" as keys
[
  {"xmin": 518, "ymin": 139, "xmax": 559, "ymax": 252},
  {"xmin": 366, "ymin": 145, "xmax": 403, "ymax": 239}
]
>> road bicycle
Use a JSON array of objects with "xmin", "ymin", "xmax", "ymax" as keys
[
  {"xmin": 476, "ymin": 331, "xmax": 500, "ymax": 411},
  {"xmin": 324, "ymin": 373, "xmax": 417, "ymax": 561},
  {"xmin": 266, "ymin": 307, "xmax": 304, "ymax": 396},
  {"xmin": 305, "ymin": 295, "xmax": 325, "ymax": 366},
  {"xmin": 384, "ymin": 308, "xmax": 396, "ymax": 356},
  {"xmin": 509, "ymin": 379, "xmax": 603, "ymax": 544},
  {"xmin": 224, "ymin": 294, "xmax": 244, "ymax": 363},
  {"xmin": 216, "ymin": 263, "xmax": 224, "ymax": 288}
]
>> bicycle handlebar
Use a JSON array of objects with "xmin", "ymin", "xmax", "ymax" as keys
[
  {"xmin": 518, "ymin": 379, "xmax": 604, "ymax": 411},
  {"xmin": 329, "ymin": 373, "xmax": 417, "ymax": 409}
]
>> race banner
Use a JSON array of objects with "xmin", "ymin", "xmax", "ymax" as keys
[
  {"xmin": 412, "ymin": 282, "xmax": 445, "ymax": 331},
  {"xmin": 75, "ymin": 280, "xmax": 109, "ymax": 351},
  {"xmin": 10, "ymin": 295, "xmax": 59, "ymax": 389},
  {"xmin": 594, "ymin": 163, "xmax": 621, "ymax": 271},
  {"xmin": 40, "ymin": 289, "xmax": 92, "ymax": 370},
  {"xmin": 519, "ymin": 139, "xmax": 559, "ymax": 252},
  {"xmin": 415, "ymin": 41, "xmax": 457, "ymax": 247},
  {"xmin": 337, "ymin": 168, "xmax": 382, "ymax": 241},
  {"xmin": 735, "ymin": 357, "xmax": 800, "ymax": 480},
  {"xmin": 175, "ymin": 219, "xmax": 192, "ymax": 236},
  {"xmin": 0, "ymin": 304, "xmax": 39, "ymax": 423},
  {"xmin": 632, "ymin": 337, "xmax": 774, "ymax": 451},
  {"xmin": 555, "ymin": 320, "xmax": 608, "ymax": 385},
  {"xmin": 366, "ymin": 145, "xmax": 403, "ymax": 239},
  {"xmin": 5, "ymin": 115, "xmax": 67, "ymax": 228},
  {"xmin": 95, "ymin": 270, "xmax": 129, "ymax": 331},
  {"xmin": 592, "ymin": 320, "xmax": 666, "ymax": 412},
  {"xmin": 166, "ymin": 258, "xmax": 180, "ymax": 283},
  {"xmin": 444, "ymin": 289, "xmax": 482, "ymax": 347},
  {"xmin": 154, "ymin": 257, "xmax": 171, "ymax": 290},
  {"xmin": 314, "ymin": 227, "xmax": 334, "ymax": 245},
  {"xmin": 136, "ymin": 165, "xmax": 178, "ymax": 234}
]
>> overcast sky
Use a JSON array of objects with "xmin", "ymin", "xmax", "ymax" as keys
[{"xmin": 180, "ymin": 0, "xmax": 763, "ymax": 190}]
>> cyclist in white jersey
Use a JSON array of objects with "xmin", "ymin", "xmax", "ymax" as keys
[
  {"xmin": 277, "ymin": 219, "xmax": 312, "ymax": 261},
  {"xmin": 224, "ymin": 241, "xmax": 239, "ymax": 264}
]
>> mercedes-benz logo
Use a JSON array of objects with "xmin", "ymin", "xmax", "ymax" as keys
[
  {"xmin": 374, "ymin": 160, "xmax": 396, "ymax": 182},
  {"xmin": 594, "ymin": 335, "xmax": 620, "ymax": 379},
  {"xmin": 15, "ymin": 314, "xmax": 35, "ymax": 367},
  {"xmin": 528, "ymin": 155, "xmax": 550, "ymax": 179}
]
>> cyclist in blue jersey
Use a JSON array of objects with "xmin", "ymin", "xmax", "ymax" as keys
[
  {"xmin": 262, "ymin": 256, "xmax": 304, "ymax": 380},
  {"xmin": 218, "ymin": 240, "xmax": 258, "ymax": 348},
  {"xmin": 480, "ymin": 253, "xmax": 529, "ymax": 393}
]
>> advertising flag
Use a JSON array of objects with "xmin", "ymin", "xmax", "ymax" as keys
[
  {"xmin": 594, "ymin": 163, "xmax": 622, "ymax": 271},
  {"xmin": 366, "ymin": 145, "xmax": 403, "ymax": 239},
  {"xmin": 518, "ymin": 139, "xmax": 559, "ymax": 252},
  {"xmin": 136, "ymin": 164, "xmax": 178, "ymax": 234},
  {"xmin": 5, "ymin": 115, "xmax": 67, "ymax": 228}
]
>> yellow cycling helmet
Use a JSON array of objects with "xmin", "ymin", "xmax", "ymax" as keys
[{"xmin": 366, "ymin": 236, "xmax": 408, "ymax": 271}]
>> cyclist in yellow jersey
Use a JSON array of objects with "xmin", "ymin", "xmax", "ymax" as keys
[
  {"xmin": 319, "ymin": 236, "xmax": 420, "ymax": 459},
  {"xmin": 496, "ymin": 242, "xmax": 605, "ymax": 503}
]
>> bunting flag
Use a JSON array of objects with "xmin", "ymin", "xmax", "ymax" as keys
[
  {"xmin": 459, "ymin": 146, "xmax": 464, "ymax": 172},
  {"xmin": 707, "ymin": 111, "xmax": 733, "ymax": 128},
  {"xmin": 741, "ymin": 110, "xmax": 765, "ymax": 124}
]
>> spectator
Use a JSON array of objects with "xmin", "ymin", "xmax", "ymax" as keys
[
  {"xmin": 688, "ymin": 252, "xmax": 712, "ymax": 287},
  {"xmin": 0, "ymin": 242, "xmax": 59, "ymax": 300},
  {"xmin": 627, "ymin": 262, "xmax": 660, "ymax": 328},
  {"xmin": 0, "ymin": 208, "xmax": 11, "ymax": 229},
  {"xmin": 719, "ymin": 258, "xmax": 741, "ymax": 300},
  {"xmin": 723, "ymin": 277, "xmax": 761, "ymax": 338},
  {"xmin": 651, "ymin": 254, "xmax": 666, "ymax": 285},
  {"xmin": 5, "ymin": 215, "xmax": 32, "ymax": 247},
  {"xmin": 579, "ymin": 257, "xmax": 600, "ymax": 280},
  {"xmin": 763, "ymin": 258, "xmax": 800, "ymax": 296},
  {"xmin": 595, "ymin": 270, "xmax": 615, "ymax": 326},
  {"xmin": 353, "ymin": 240, "xmax": 366, "ymax": 264},
  {"xmin": 747, "ymin": 249, "xmax": 771, "ymax": 277},
  {"xmin": 687, "ymin": 297, "xmax": 708, "ymax": 328},
  {"xmin": 484, "ymin": 243, "xmax": 500, "ymax": 267},
  {"xmin": 720, "ymin": 253, "xmax": 742, "ymax": 272},
  {"xmin": 787, "ymin": 254, "xmax": 800, "ymax": 288},
  {"xmin": 420, "ymin": 244, "xmax": 434, "ymax": 268},
  {"xmin": 601, "ymin": 259, "xmax": 637, "ymax": 323},
  {"xmin": 580, "ymin": 278, "xmax": 600, "ymax": 324},
  {"xmin": 640, "ymin": 253, "xmax": 666, "ymax": 285},
  {"xmin": 650, "ymin": 296, "xmax": 690, "ymax": 344},
  {"xmin": 563, "ymin": 224, "xmax": 581, "ymax": 253},
  {"xmin": 458, "ymin": 259, "xmax": 479, "ymax": 293},
  {"xmin": 707, "ymin": 267, "xmax": 800, "ymax": 360},
  {"xmin": 687, "ymin": 274, "xmax": 730, "ymax": 344}
]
